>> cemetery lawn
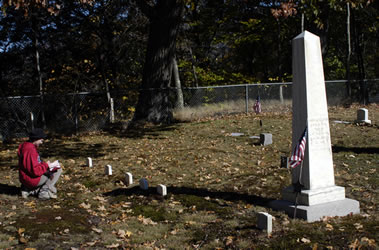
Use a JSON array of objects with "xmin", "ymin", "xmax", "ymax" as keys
[{"xmin": 0, "ymin": 104, "xmax": 378, "ymax": 249}]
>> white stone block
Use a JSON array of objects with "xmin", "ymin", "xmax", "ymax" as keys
[
  {"xmin": 125, "ymin": 172, "xmax": 133, "ymax": 185},
  {"xmin": 87, "ymin": 157, "xmax": 93, "ymax": 167},
  {"xmin": 257, "ymin": 212, "xmax": 272, "ymax": 234},
  {"xmin": 157, "ymin": 184, "xmax": 167, "ymax": 196},
  {"xmin": 260, "ymin": 133, "xmax": 272, "ymax": 145},
  {"xmin": 139, "ymin": 178, "xmax": 149, "ymax": 190},
  {"xmin": 105, "ymin": 165, "xmax": 112, "ymax": 175}
]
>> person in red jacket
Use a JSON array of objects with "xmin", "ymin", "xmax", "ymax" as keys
[{"xmin": 18, "ymin": 128, "xmax": 62, "ymax": 200}]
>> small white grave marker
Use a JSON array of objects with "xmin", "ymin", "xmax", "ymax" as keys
[
  {"xmin": 356, "ymin": 108, "xmax": 371, "ymax": 124},
  {"xmin": 125, "ymin": 172, "xmax": 133, "ymax": 185},
  {"xmin": 257, "ymin": 212, "xmax": 272, "ymax": 234},
  {"xmin": 139, "ymin": 178, "xmax": 149, "ymax": 190},
  {"xmin": 105, "ymin": 165, "xmax": 112, "ymax": 175},
  {"xmin": 87, "ymin": 157, "xmax": 93, "ymax": 167},
  {"xmin": 157, "ymin": 184, "xmax": 167, "ymax": 196}
]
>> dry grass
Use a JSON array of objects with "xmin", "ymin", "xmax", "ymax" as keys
[{"xmin": 0, "ymin": 103, "xmax": 378, "ymax": 249}]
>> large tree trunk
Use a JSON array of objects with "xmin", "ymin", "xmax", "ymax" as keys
[
  {"xmin": 172, "ymin": 56, "xmax": 184, "ymax": 109},
  {"xmin": 133, "ymin": 0, "xmax": 184, "ymax": 124}
]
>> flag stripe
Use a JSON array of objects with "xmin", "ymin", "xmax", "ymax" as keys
[{"xmin": 289, "ymin": 127, "xmax": 307, "ymax": 168}]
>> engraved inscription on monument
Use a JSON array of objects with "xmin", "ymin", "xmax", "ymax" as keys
[{"xmin": 308, "ymin": 118, "xmax": 331, "ymax": 151}]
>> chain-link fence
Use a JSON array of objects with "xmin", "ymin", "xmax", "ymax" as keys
[{"xmin": 1, "ymin": 79, "xmax": 378, "ymax": 141}]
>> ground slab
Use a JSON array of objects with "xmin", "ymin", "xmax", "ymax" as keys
[{"xmin": 269, "ymin": 198, "xmax": 360, "ymax": 222}]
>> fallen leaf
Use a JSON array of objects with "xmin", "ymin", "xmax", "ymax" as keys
[
  {"xmin": 92, "ymin": 227, "xmax": 103, "ymax": 234},
  {"xmin": 301, "ymin": 237, "xmax": 311, "ymax": 243},
  {"xmin": 18, "ymin": 228, "xmax": 25, "ymax": 235},
  {"xmin": 79, "ymin": 203, "xmax": 91, "ymax": 209},
  {"xmin": 325, "ymin": 223, "xmax": 334, "ymax": 231},
  {"xmin": 105, "ymin": 243, "xmax": 119, "ymax": 248}
]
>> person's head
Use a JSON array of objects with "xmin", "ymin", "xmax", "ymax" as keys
[{"xmin": 29, "ymin": 128, "xmax": 47, "ymax": 147}]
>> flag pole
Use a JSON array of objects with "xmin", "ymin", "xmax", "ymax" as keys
[{"xmin": 293, "ymin": 158, "xmax": 304, "ymax": 219}]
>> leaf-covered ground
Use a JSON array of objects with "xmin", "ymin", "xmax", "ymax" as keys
[{"xmin": 0, "ymin": 104, "xmax": 378, "ymax": 249}]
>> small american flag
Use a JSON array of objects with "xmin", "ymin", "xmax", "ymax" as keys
[
  {"xmin": 289, "ymin": 126, "xmax": 308, "ymax": 168},
  {"xmin": 253, "ymin": 96, "xmax": 261, "ymax": 114}
]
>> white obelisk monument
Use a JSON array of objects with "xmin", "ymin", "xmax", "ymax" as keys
[{"xmin": 270, "ymin": 31, "xmax": 359, "ymax": 222}]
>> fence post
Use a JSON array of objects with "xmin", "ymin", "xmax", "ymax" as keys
[
  {"xmin": 30, "ymin": 112, "xmax": 34, "ymax": 130},
  {"xmin": 110, "ymin": 98, "xmax": 115, "ymax": 123},
  {"xmin": 245, "ymin": 85, "xmax": 249, "ymax": 114},
  {"xmin": 280, "ymin": 85, "xmax": 284, "ymax": 104},
  {"xmin": 74, "ymin": 93, "xmax": 78, "ymax": 134}
]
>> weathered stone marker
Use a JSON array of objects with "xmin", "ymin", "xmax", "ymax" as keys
[
  {"xmin": 157, "ymin": 184, "xmax": 167, "ymax": 196},
  {"xmin": 125, "ymin": 172, "xmax": 133, "ymax": 185},
  {"xmin": 270, "ymin": 31, "xmax": 359, "ymax": 222},
  {"xmin": 87, "ymin": 157, "xmax": 93, "ymax": 167},
  {"xmin": 260, "ymin": 133, "xmax": 272, "ymax": 146},
  {"xmin": 139, "ymin": 178, "xmax": 149, "ymax": 190},
  {"xmin": 257, "ymin": 212, "xmax": 272, "ymax": 234},
  {"xmin": 105, "ymin": 165, "xmax": 112, "ymax": 175},
  {"xmin": 356, "ymin": 108, "xmax": 371, "ymax": 124}
]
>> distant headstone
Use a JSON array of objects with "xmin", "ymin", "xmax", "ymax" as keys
[
  {"xmin": 269, "ymin": 31, "xmax": 359, "ymax": 222},
  {"xmin": 260, "ymin": 133, "xmax": 272, "ymax": 145},
  {"xmin": 139, "ymin": 178, "xmax": 149, "ymax": 190},
  {"xmin": 157, "ymin": 184, "xmax": 167, "ymax": 196},
  {"xmin": 105, "ymin": 165, "xmax": 112, "ymax": 175},
  {"xmin": 125, "ymin": 172, "xmax": 133, "ymax": 185},
  {"xmin": 356, "ymin": 108, "xmax": 371, "ymax": 124},
  {"xmin": 257, "ymin": 212, "xmax": 272, "ymax": 234},
  {"xmin": 280, "ymin": 156, "xmax": 289, "ymax": 169},
  {"xmin": 87, "ymin": 157, "xmax": 93, "ymax": 167}
]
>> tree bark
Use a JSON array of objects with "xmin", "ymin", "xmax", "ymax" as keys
[
  {"xmin": 172, "ymin": 56, "xmax": 184, "ymax": 109},
  {"xmin": 133, "ymin": 0, "xmax": 184, "ymax": 124}
]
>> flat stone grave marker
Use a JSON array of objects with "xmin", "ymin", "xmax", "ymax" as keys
[
  {"xmin": 105, "ymin": 165, "xmax": 112, "ymax": 175},
  {"xmin": 125, "ymin": 172, "xmax": 133, "ymax": 185},
  {"xmin": 157, "ymin": 184, "xmax": 167, "ymax": 196},
  {"xmin": 139, "ymin": 178, "xmax": 149, "ymax": 190},
  {"xmin": 231, "ymin": 132, "xmax": 244, "ymax": 137}
]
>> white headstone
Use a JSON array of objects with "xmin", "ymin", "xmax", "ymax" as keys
[
  {"xmin": 356, "ymin": 108, "xmax": 371, "ymax": 124},
  {"xmin": 270, "ymin": 31, "xmax": 359, "ymax": 222},
  {"xmin": 125, "ymin": 172, "xmax": 133, "ymax": 185},
  {"xmin": 87, "ymin": 157, "xmax": 93, "ymax": 167},
  {"xmin": 139, "ymin": 178, "xmax": 149, "ymax": 190},
  {"xmin": 257, "ymin": 212, "xmax": 272, "ymax": 234},
  {"xmin": 260, "ymin": 133, "xmax": 272, "ymax": 146},
  {"xmin": 157, "ymin": 184, "xmax": 167, "ymax": 196},
  {"xmin": 105, "ymin": 165, "xmax": 112, "ymax": 175}
]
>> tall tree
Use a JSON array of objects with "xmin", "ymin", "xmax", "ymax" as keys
[{"xmin": 132, "ymin": 0, "xmax": 184, "ymax": 124}]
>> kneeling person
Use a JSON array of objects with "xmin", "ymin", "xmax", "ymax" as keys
[{"xmin": 18, "ymin": 128, "xmax": 62, "ymax": 199}]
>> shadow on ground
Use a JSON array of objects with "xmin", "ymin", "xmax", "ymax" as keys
[
  {"xmin": 104, "ymin": 185, "xmax": 274, "ymax": 208},
  {"xmin": 332, "ymin": 146, "xmax": 379, "ymax": 154},
  {"xmin": 104, "ymin": 121, "xmax": 183, "ymax": 139},
  {"xmin": 0, "ymin": 183, "xmax": 20, "ymax": 196}
]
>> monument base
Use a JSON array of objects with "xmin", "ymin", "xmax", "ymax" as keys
[
  {"xmin": 269, "ymin": 198, "xmax": 360, "ymax": 222},
  {"xmin": 282, "ymin": 185, "xmax": 346, "ymax": 206}
]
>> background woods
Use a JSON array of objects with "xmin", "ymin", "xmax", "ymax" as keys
[{"xmin": 0, "ymin": 0, "xmax": 378, "ymax": 123}]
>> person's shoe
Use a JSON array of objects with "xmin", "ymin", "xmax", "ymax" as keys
[
  {"xmin": 21, "ymin": 185, "xmax": 33, "ymax": 198},
  {"xmin": 48, "ymin": 190, "xmax": 57, "ymax": 199},
  {"xmin": 38, "ymin": 190, "xmax": 51, "ymax": 200},
  {"xmin": 21, "ymin": 190, "xmax": 30, "ymax": 198}
]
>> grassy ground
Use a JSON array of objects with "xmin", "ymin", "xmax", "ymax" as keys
[{"xmin": 0, "ymin": 104, "xmax": 378, "ymax": 249}]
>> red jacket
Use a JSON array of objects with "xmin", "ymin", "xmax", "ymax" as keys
[{"xmin": 18, "ymin": 142, "xmax": 49, "ymax": 188}]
